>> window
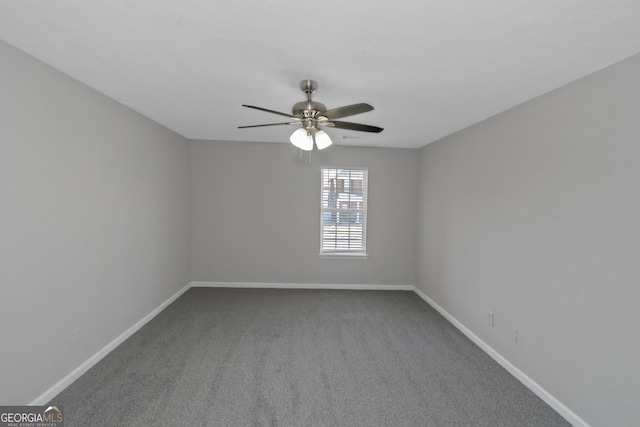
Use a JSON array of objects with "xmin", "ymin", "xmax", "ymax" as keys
[{"xmin": 320, "ymin": 167, "xmax": 368, "ymax": 257}]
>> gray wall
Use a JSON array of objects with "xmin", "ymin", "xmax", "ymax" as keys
[
  {"xmin": 0, "ymin": 41, "xmax": 191, "ymax": 404},
  {"xmin": 190, "ymin": 140, "xmax": 418, "ymax": 286},
  {"xmin": 417, "ymin": 53, "xmax": 640, "ymax": 426}
]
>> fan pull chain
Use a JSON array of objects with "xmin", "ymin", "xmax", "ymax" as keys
[{"xmin": 297, "ymin": 148, "xmax": 312, "ymax": 163}]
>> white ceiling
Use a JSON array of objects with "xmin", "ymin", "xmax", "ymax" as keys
[{"xmin": 1, "ymin": 0, "xmax": 640, "ymax": 149}]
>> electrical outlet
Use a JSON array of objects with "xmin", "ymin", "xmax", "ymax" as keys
[
  {"xmin": 487, "ymin": 311, "xmax": 494, "ymax": 327},
  {"xmin": 512, "ymin": 328, "xmax": 518, "ymax": 343}
]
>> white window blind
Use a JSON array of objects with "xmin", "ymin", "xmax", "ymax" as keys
[{"xmin": 320, "ymin": 167, "xmax": 368, "ymax": 256}]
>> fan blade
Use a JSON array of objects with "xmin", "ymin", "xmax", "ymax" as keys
[
  {"xmin": 242, "ymin": 104, "xmax": 297, "ymax": 119},
  {"xmin": 321, "ymin": 103, "xmax": 374, "ymax": 120},
  {"xmin": 238, "ymin": 122, "xmax": 299, "ymax": 129},
  {"xmin": 325, "ymin": 121, "xmax": 384, "ymax": 133}
]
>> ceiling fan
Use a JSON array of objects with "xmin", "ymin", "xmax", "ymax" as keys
[{"xmin": 238, "ymin": 80, "xmax": 383, "ymax": 151}]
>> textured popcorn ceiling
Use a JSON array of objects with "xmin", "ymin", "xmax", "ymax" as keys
[{"xmin": 1, "ymin": 0, "xmax": 639, "ymax": 148}]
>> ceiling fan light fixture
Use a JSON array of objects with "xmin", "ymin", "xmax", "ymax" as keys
[
  {"xmin": 290, "ymin": 128, "xmax": 313, "ymax": 151},
  {"xmin": 314, "ymin": 130, "xmax": 332, "ymax": 150}
]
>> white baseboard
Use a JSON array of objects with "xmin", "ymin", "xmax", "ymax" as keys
[
  {"xmin": 190, "ymin": 281, "xmax": 415, "ymax": 291},
  {"xmin": 29, "ymin": 282, "xmax": 192, "ymax": 405},
  {"xmin": 412, "ymin": 287, "xmax": 589, "ymax": 427}
]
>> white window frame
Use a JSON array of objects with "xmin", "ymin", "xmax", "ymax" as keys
[{"xmin": 319, "ymin": 167, "xmax": 368, "ymax": 259}]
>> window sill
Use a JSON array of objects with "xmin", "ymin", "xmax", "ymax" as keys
[{"xmin": 319, "ymin": 253, "xmax": 369, "ymax": 260}]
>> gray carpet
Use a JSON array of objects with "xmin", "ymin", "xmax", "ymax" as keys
[{"xmin": 50, "ymin": 288, "xmax": 570, "ymax": 426}]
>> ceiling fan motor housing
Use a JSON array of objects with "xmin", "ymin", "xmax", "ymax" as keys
[{"xmin": 292, "ymin": 100, "xmax": 327, "ymax": 119}]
